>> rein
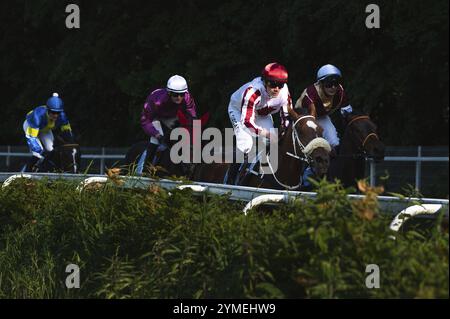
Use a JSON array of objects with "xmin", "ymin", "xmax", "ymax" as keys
[
  {"xmin": 288, "ymin": 115, "xmax": 316, "ymax": 163},
  {"xmin": 263, "ymin": 115, "xmax": 317, "ymax": 190},
  {"xmin": 345, "ymin": 115, "xmax": 379, "ymax": 157}
]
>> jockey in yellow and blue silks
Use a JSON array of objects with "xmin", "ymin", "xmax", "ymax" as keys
[{"xmin": 23, "ymin": 93, "xmax": 74, "ymax": 169}]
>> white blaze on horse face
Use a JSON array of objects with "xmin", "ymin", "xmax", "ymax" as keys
[
  {"xmin": 306, "ymin": 120, "xmax": 318, "ymax": 131},
  {"xmin": 72, "ymin": 148, "xmax": 78, "ymax": 173}
]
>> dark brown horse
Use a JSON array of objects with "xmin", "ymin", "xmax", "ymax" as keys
[
  {"xmin": 193, "ymin": 107, "xmax": 331, "ymax": 190},
  {"xmin": 21, "ymin": 134, "xmax": 81, "ymax": 173},
  {"xmin": 328, "ymin": 110, "xmax": 385, "ymax": 188}
]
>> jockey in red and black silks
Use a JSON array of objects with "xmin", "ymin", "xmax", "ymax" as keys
[{"xmin": 295, "ymin": 64, "xmax": 353, "ymax": 150}]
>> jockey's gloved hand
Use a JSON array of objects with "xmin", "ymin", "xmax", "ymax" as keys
[
  {"xmin": 340, "ymin": 105, "xmax": 353, "ymax": 117},
  {"xmin": 35, "ymin": 152, "xmax": 45, "ymax": 160},
  {"xmin": 155, "ymin": 134, "xmax": 168, "ymax": 152},
  {"xmin": 156, "ymin": 143, "xmax": 168, "ymax": 152}
]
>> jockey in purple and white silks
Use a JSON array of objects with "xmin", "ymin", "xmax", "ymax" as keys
[
  {"xmin": 139, "ymin": 75, "xmax": 197, "ymax": 166},
  {"xmin": 295, "ymin": 64, "xmax": 353, "ymax": 152},
  {"xmin": 141, "ymin": 75, "xmax": 197, "ymax": 142},
  {"xmin": 23, "ymin": 93, "xmax": 74, "ymax": 170}
]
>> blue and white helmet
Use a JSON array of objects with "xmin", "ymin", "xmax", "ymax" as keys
[
  {"xmin": 317, "ymin": 64, "xmax": 342, "ymax": 82},
  {"xmin": 46, "ymin": 93, "xmax": 64, "ymax": 112}
]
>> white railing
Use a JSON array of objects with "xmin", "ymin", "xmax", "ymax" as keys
[
  {"xmin": 0, "ymin": 173, "xmax": 448, "ymax": 219},
  {"xmin": 1, "ymin": 146, "xmax": 448, "ymax": 190},
  {"xmin": 0, "ymin": 147, "xmax": 126, "ymax": 175},
  {"xmin": 368, "ymin": 146, "xmax": 449, "ymax": 191}
]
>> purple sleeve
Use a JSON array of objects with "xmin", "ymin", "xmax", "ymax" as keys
[
  {"xmin": 184, "ymin": 93, "xmax": 197, "ymax": 119},
  {"xmin": 140, "ymin": 97, "xmax": 160, "ymax": 137}
]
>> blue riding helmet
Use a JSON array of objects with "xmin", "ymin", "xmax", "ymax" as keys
[
  {"xmin": 46, "ymin": 93, "xmax": 64, "ymax": 112},
  {"xmin": 317, "ymin": 64, "xmax": 342, "ymax": 82}
]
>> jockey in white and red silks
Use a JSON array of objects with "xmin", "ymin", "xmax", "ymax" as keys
[
  {"xmin": 228, "ymin": 62, "xmax": 291, "ymax": 155},
  {"xmin": 226, "ymin": 62, "xmax": 292, "ymax": 184}
]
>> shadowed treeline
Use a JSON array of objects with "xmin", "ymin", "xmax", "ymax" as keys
[{"xmin": 0, "ymin": 0, "xmax": 448, "ymax": 147}]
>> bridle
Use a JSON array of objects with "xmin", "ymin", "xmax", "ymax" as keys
[
  {"xmin": 264, "ymin": 115, "xmax": 319, "ymax": 190},
  {"xmin": 287, "ymin": 115, "xmax": 318, "ymax": 164},
  {"xmin": 56, "ymin": 143, "xmax": 79, "ymax": 173},
  {"xmin": 347, "ymin": 115, "xmax": 379, "ymax": 157}
]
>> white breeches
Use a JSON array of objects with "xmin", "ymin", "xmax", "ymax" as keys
[
  {"xmin": 23, "ymin": 120, "xmax": 55, "ymax": 156},
  {"xmin": 317, "ymin": 115, "xmax": 339, "ymax": 147},
  {"xmin": 228, "ymin": 105, "xmax": 273, "ymax": 154}
]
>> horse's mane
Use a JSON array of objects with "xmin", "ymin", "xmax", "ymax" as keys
[
  {"xmin": 343, "ymin": 108, "xmax": 369, "ymax": 124},
  {"xmin": 296, "ymin": 107, "xmax": 310, "ymax": 116},
  {"xmin": 348, "ymin": 109, "xmax": 366, "ymax": 116}
]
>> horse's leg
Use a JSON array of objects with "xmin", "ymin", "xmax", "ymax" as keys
[
  {"xmin": 327, "ymin": 157, "xmax": 340, "ymax": 183},
  {"xmin": 193, "ymin": 163, "xmax": 230, "ymax": 184},
  {"xmin": 123, "ymin": 141, "xmax": 153, "ymax": 175},
  {"xmin": 24, "ymin": 155, "xmax": 40, "ymax": 172}
]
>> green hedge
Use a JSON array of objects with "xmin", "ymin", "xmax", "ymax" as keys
[{"xmin": 0, "ymin": 179, "xmax": 448, "ymax": 298}]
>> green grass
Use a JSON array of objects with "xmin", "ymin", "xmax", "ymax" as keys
[{"xmin": 0, "ymin": 178, "xmax": 448, "ymax": 298}]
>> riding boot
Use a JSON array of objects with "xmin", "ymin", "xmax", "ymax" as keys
[
  {"xmin": 136, "ymin": 143, "xmax": 158, "ymax": 174},
  {"xmin": 226, "ymin": 153, "xmax": 248, "ymax": 185},
  {"xmin": 146, "ymin": 143, "xmax": 159, "ymax": 165},
  {"xmin": 25, "ymin": 155, "xmax": 42, "ymax": 172},
  {"xmin": 226, "ymin": 162, "xmax": 240, "ymax": 185}
]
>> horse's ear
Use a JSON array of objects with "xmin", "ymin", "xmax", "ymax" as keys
[{"xmin": 287, "ymin": 103, "xmax": 300, "ymax": 120}]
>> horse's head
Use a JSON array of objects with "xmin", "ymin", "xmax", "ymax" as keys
[
  {"xmin": 287, "ymin": 106, "xmax": 331, "ymax": 178},
  {"xmin": 53, "ymin": 143, "xmax": 81, "ymax": 173},
  {"xmin": 344, "ymin": 112, "xmax": 385, "ymax": 162}
]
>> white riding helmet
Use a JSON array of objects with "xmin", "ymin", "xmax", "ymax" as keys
[{"xmin": 167, "ymin": 75, "xmax": 188, "ymax": 93}]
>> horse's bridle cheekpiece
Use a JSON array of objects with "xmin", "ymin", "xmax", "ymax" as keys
[{"xmin": 347, "ymin": 115, "xmax": 379, "ymax": 157}]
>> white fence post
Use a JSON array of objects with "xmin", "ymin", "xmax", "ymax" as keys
[
  {"xmin": 415, "ymin": 146, "xmax": 422, "ymax": 192},
  {"xmin": 100, "ymin": 147, "xmax": 105, "ymax": 175},
  {"xmin": 370, "ymin": 160, "xmax": 376, "ymax": 187}
]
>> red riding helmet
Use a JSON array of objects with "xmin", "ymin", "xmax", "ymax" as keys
[{"xmin": 262, "ymin": 62, "xmax": 288, "ymax": 83}]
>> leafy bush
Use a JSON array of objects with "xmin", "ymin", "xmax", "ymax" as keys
[{"xmin": 0, "ymin": 178, "xmax": 447, "ymax": 298}]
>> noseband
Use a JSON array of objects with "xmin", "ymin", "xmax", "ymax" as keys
[
  {"xmin": 264, "ymin": 115, "xmax": 320, "ymax": 190},
  {"xmin": 288, "ymin": 115, "xmax": 318, "ymax": 164}
]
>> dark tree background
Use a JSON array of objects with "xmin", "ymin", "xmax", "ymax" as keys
[{"xmin": 0, "ymin": 0, "xmax": 448, "ymax": 147}]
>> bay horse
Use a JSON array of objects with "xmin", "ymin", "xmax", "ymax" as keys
[
  {"xmin": 328, "ymin": 110, "xmax": 385, "ymax": 188},
  {"xmin": 22, "ymin": 135, "xmax": 81, "ymax": 173},
  {"xmin": 193, "ymin": 107, "xmax": 332, "ymax": 190}
]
